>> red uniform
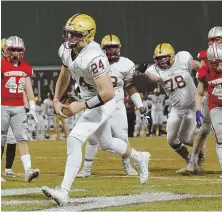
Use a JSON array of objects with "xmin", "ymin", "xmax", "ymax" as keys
[
  {"xmin": 198, "ymin": 65, "xmax": 222, "ymax": 111},
  {"xmin": 1, "ymin": 58, "xmax": 33, "ymax": 106}
]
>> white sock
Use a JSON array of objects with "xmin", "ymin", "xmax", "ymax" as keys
[
  {"xmin": 61, "ymin": 137, "xmax": 82, "ymax": 192},
  {"xmin": 129, "ymin": 149, "xmax": 141, "ymax": 163},
  {"xmin": 85, "ymin": 142, "xmax": 99, "ymax": 161},
  {"xmin": 21, "ymin": 154, "xmax": 31, "ymax": 172},
  {"xmin": 190, "ymin": 153, "xmax": 199, "ymax": 165},
  {"xmin": 216, "ymin": 144, "xmax": 222, "ymax": 167}
]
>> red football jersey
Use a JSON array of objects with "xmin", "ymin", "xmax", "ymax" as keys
[
  {"xmin": 198, "ymin": 65, "xmax": 222, "ymax": 110},
  {"xmin": 1, "ymin": 58, "xmax": 33, "ymax": 106}
]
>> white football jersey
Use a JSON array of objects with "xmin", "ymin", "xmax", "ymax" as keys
[
  {"xmin": 58, "ymin": 41, "xmax": 110, "ymax": 100},
  {"xmin": 148, "ymin": 94, "xmax": 166, "ymax": 112},
  {"xmin": 143, "ymin": 99, "xmax": 152, "ymax": 113},
  {"xmin": 145, "ymin": 51, "xmax": 195, "ymax": 110},
  {"xmin": 36, "ymin": 104, "xmax": 45, "ymax": 121},
  {"xmin": 43, "ymin": 98, "xmax": 54, "ymax": 116},
  {"xmin": 110, "ymin": 57, "xmax": 135, "ymax": 102}
]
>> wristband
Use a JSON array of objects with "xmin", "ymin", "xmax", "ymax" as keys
[
  {"xmin": 130, "ymin": 93, "xmax": 143, "ymax": 108},
  {"xmin": 85, "ymin": 94, "xmax": 104, "ymax": 109},
  {"xmin": 53, "ymin": 97, "xmax": 60, "ymax": 104}
]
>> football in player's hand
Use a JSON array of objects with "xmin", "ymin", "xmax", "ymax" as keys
[{"xmin": 60, "ymin": 97, "xmax": 77, "ymax": 118}]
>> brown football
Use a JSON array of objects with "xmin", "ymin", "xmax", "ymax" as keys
[{"xmin": 60, "ymin": 97, "xmax": 77, "ymax": 118}]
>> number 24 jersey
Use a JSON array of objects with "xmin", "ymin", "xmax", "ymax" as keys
[
  {"xmin": 1, "ymin": 58, "xmax": 33, "ymax": 106},
  {"xmin": 145, "ymin": 51, "xmax": 196, "ymax": 110}
]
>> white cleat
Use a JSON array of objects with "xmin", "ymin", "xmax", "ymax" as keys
[
  {"xmin": 135, "ymin": 152, "xmax": 150, "ymax": 184},
  {"xmin": 176, "ymin": 167, "xmax": 188, "ymax": 174},
  {"xmin": 1, "ymin": 176, "xmax": 6, "ymax": 182},
  {"xmin": 76, "ymin": 168, "xmax": 91, "ymax": 178},
  {"xmin": 5, "ymin": 169, "xmax": 16, "ymax": 178},
  {"xmin": 25, "ymin": 168, "xmax": 40, "ymax": 182},
  {"xmin": 42, "ymin": 186, "xmax": 69, "ymax": 206},
  {"xmin": 122, "ymin": 158, "xmax": 138, "ymax": 176},
  {"xmin": 186, "ymin": 162, "xmax": 197, "ymax": 174}
]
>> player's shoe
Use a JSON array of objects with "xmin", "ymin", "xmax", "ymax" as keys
[
  {"xmin": 25, "ymin": 168, "xmax": 40, "ymax": 182},
  {"xmin": 1, "ymin": 176, "xmax": 6, "ymax": 182},
  {"xmin": 186, "ymin": 161, "xmax": 198, "ymax": 174},
  {"xmin": 176, "ymin": 167, "xmax": 188, "ymax": 174},
  {"xmin": 5, "ymin": 169, "xmax": 16, "ymax": 178},
  {"xmin": 76, "ymin": 167, "xmax": 91, "ymax": 178},
  {"xmin": 42, "ymin": 186, "xmax": 69, "ymax": 206},
  {"xmin": 134, "ymin": 152, "xmax": 150, "ymax": 184},
  {"xmin": 122, "ymin": 158, "xmax": 138, "ymax": 176}
]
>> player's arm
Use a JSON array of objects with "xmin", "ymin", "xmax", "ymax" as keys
[
  {"xmin": 192, "ymin": 60, "xmax": 202, "ymax": 70},
  {"xmin": 145, "ymin": 71, "xmax": 160, "ymax": 83},
  {"xmin": 54, "ymin": 65, "xmax": 71, "ymax": 100},
  {"xmin": 195, "ymin": 81, "xmax": 205, "ymax": 111},
  {"xmin": 124, "ymin": 78, "xmax": 144, "ymax": 110},
  {"xmin": 25, "ymin": 77, "xmax": 36, "ymax": 109}
]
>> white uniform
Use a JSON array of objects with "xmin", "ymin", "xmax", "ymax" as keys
[
  {"xmin": 146, "ymin": 51, "xmax": 196, "ymax": 147},
  {"xmin": 35, "ymin": 103, "xmax": 46, "ymax": 140},
  {"xmin": 58, "ymin": 41, "xmax": 120, "ymax": 151},
  {"xmin": 148, "ymin": 94, "xmax": 165, "ymax": 125},
  {"xmin": 6, "ymin": 126, "xmax": 17, "ymax": 144},
  {"xmin": 43, "ymin": 98, "xmax": 55, "ymax": 129},
  {"xmin": 89, "ymin": 56, "xmax": 135, "ymax": 143}
]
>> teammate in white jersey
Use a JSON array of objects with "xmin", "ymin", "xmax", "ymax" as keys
[
  {"xmin": 77, "ymin": 34, "xmax": 148, "ymax": 177},
  {"xmin": 41, "ymin": 14, "xmax": 150, "ymax": 206},
  {"xmin": 148, "ymin": 88, "xmax": 166, "ymax": 136},
  {"xmin": 140, "ymin": 43, "xmax": 202, "ymax": 172},
  {"xmin": 43, "ymin": 93, "xmax": 55, "ymax": 130}
]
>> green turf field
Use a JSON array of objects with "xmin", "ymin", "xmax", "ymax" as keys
[{"xmin": 1, "ymin": 135, "xmax": 222, "ymax": 211}]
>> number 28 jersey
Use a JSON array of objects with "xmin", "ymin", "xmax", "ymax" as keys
[
  {"xmin": 145, "ymin": 51, "xmax": 196, "ymax": 110},
  {"xmin": 58, "ymin": 41, "xmax": 110, "ymax": 100},
  {"xmin": 1, "ymin": 58, "xmax": 33, "ymax": 106}
]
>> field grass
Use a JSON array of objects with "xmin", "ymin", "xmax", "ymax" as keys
[{"xmin": 1, "ymin": 135, "xmax": 222, "ymax": 211}]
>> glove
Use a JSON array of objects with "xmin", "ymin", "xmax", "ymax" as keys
[
  {"xmin": 27, "ymin": 100, "xmax": 38, "ymax": 123},
  {"xmin": 140, "ymin": 109, "xmax": 150, "ymax": 124},
  {"xmin": 196, "ymin": 110, "xmax": 204, "ymax": 128}
]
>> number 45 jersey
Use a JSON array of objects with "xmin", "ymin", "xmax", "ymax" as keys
[
  {"xmin": 1, "ymin": 58, "xmax": 33, "ymax": 106},
  {"xmin": 146, "ymin": 51, "xmax": 196, "ymax": 110},
  {"xmin": 58, "ymin": 41, "xmax": 110, "ymax": 100}
]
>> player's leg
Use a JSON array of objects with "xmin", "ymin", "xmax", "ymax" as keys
[
  {"xmin": 151, "ymin": 110, "xmax": 158, "ymax": 136},
  {"xmin": 61, "ymin": 117, "xmax": 69, "ymax": 139},
  {"xmin": 94, "ymin": 117, "xmax": 150, "ymax": 184},
  {"xmin": 110, "ymin": 101, "xmax": 138, "ymax": 175},
  {"xmin": 1, "ymin": 106, "xmax": 11, "ymax": 182},
  {"xmin": 76, "ymin": 136, "xmax": 99, "ymax": 178},
  {"xmin": 147, "ymin": 111, "xmax": 152, "ymax": 135},
  {"xmin": 210, "ymin": 107, "xmax": 222, "ymax": 177},
  {"xmin": 167, "ymin": 108, "xmax": 190, "ymax": 166},
  {"xmin": 10, "ymin": 107, "xmax": 39, "ymax": 182},
  {"xmin": 157, "ymin": 111, "xmax": 165, "ymax": 136},
  {"xmin": 55, "ymin": 114, "xmax": 61, "ymax": 140},
  {"xmin": 5, "ymin": 126, "xmax": 16, "ymax": 177},
  {"xmin": 42, "ymin": 100, "xmax": 117, "ymax": 204},
  {"xmin": 133, "ymin": 109, "xmax": 141, "ymax": 137}
]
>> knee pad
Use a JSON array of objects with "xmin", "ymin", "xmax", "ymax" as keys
[
  {"xmin": 67, "ymin": 136, "xmax": 83, "ymax": 155},
  {"xmin": 88, "ymin": 135, "xmax": 99, "ymax": 145}
]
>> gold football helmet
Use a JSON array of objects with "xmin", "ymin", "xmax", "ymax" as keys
[
  {"xmin": 153, "ymin": 43, "xmax": 175, "ymax": 69},
  {"xmin": 63, "ymin": 13, "xmax": 96, "ymax": 48},
  {"xmin": 101, "ymin": 34, "xmax": 121, "ymax": 62}
]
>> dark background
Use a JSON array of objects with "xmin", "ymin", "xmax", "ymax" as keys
[{"xmin": 2, "ymin": 1, "xmax": 222, "ymax": 66}]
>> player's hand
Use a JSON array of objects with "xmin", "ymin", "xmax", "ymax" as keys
[
  {"xmin": 196, "ymin": 110, "xmax": 204, "ymax": 128},
  {"xmin": 27, "ymin": 110, "xmax": 38, "ymax": 123},
  {"xmin": 140, "ymin": 109, "xmax": 150, "ymax": 124},
  {"xmin": 53, "ymin": 100, "xmax": 63, "ymax": 114},
  {"xmin": 68, "ymin": 101, "xmax": 86, "ymax": 115}
]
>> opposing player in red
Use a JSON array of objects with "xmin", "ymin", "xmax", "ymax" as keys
[
  {"xmin": 1, "ymin": 36, "xmax": 40, "ymax": 182},
  {"xmin": 195, "ymin": 43, "xmax": 222, "ymax": 178},
  {"xmin": 187, "ymin": 26, "xmax": 222, "ymax": 173}
]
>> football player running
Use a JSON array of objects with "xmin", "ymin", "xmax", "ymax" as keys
[
  {"xmin": 1, "ymin": 36, "xmax": 39, "ymax": 182},
  {"xmin": 187, "ymin": 26, "xmax": 222, "ymax": 173},
  {"xmin": 139, "ymin": 43, "xmax": 202, "ymax": 172},
  {"xmin": 196, "ymin": 43, "xmax": 222, "ymax": 178},
  {"xmin": 77, "ymin": 34, "xmax": 148, "ymax": 178},
  {"xmin": 42, "ymin": 14, "xmax": 150, "ymax": 206}
]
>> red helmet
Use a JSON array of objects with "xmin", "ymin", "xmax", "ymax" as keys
[{"xmin": 5, "ymin": 36, "xmax": 25, "ymax": 62}]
